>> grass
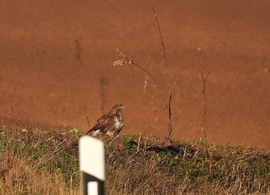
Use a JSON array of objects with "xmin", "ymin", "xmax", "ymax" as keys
[
  {"xmin": 0, "ymin": 125, "xmax": 270, "ymax": 194},
  {"xmin": 0, "ymin": 125, "xmax": 80, "ymax": 195}
]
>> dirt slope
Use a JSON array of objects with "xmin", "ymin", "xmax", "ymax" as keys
[{"xmin": 0, "ymin": 0, "xmax": 269, "ymax": 148}]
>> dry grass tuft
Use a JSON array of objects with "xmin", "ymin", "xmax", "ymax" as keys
[
  {"xmin": 0, "ymin": 150, "xmax": 78, "ymax": 195},
  {"xmin": 0, "ymin": 125, "xmax": 80, "ymax": 195}
]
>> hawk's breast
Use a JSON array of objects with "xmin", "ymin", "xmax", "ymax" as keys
[{"xmin": 114, "ymin": 117, "xmax": 124, "ymax": 129}]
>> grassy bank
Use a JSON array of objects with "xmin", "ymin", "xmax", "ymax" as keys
[{"xmin": 0, "ymin": 126, "xmax": 269, "ymax": 194}]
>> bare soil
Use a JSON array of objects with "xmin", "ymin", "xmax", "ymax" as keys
[{"xmin": 1, "ymin": 0, "xmax": 269, "ymax": 148}]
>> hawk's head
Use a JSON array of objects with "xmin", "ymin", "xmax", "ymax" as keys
[{"xmin": 109, "ymin": 103, "xmax": 124, "ymax": 115}]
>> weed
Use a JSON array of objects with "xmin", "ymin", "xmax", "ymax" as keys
[{"xmin": 113, "ymin": 8, "xmax": 176, "ymax": 141}]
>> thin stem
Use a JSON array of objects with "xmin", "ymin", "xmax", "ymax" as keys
[
  {"xmin": 167, "ymin": 92, "xmax": 173, "ymax": 141},
  {"xmin": 1, "ymin": 97, "xmax": 22, "ymax": 125},
  {"xmin": 200, "ymin": 71, "xmax": 210, "ymax": 139},
  {"xmin": 83, "ymin": 104, "xmax": 90, "ymax": 129},
  {"xmin": 152, "ymin": 7, "xmax": 170, "ymax": 94}
]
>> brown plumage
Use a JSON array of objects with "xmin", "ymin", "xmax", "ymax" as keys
[{"xmin": 86, "ymin": 104, "xmax": 124, "ymax": 137}]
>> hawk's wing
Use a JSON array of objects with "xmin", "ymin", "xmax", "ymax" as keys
[{"xmin": 90, "ymin": 114, "xmax": 114, "ymax": 132}]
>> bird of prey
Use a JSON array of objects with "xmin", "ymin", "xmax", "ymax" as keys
[{"xmin": 86, "ymin": 104, "xmax": 124, "ymax": 137}]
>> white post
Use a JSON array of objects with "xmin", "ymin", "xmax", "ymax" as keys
[{"xmin": 79, "ymin": 136, "xmax": 105, "ymax": 195}]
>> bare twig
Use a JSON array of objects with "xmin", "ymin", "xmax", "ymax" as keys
[
  {"xmin": 152, "ymin": 7, "xmax": 176, "ymax": 140},
  {"xmin": 113, "ymin": 8, "xmax": 176, "ymax": 141},
  {"xmin": 83, "ymin": 104, "xmax": 90, "ymax": 129},
  {"xmin": 100, "ymin": 76, "xmax": 108, "ymax": 114},
  {"xmin": 113, "ymin": 49, "xmax": 167, "ymax": 103},
  {"xmin": 114, "ymin": 49, "xmax": 159, "ymax": 88},
  {"xmin": 1, "ymin": 97, "xmax": 22, "ymax": 125},
  {"xmin": 152, "ymin": 7, "xmax": 169, "ymax": 91},
  {"xmin": 200, "ymin": 71, "xmax": 210, "ymax": 139},
  {"xmin": 167, "ymin": 92, "xmax": 173, "ymax": 142},
  {"xmin": 143, "ymin": 76, "xmax": 149, "ymax": 92}
]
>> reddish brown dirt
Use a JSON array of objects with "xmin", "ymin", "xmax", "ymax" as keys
[{"xmin": 1, "ymin": 1, "xmax": 270, "ymax": 148}]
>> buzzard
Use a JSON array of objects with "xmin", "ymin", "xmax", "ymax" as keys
[{"xmin": 86, "ymin": 104, "xmax": 124, "ymax": 137}]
